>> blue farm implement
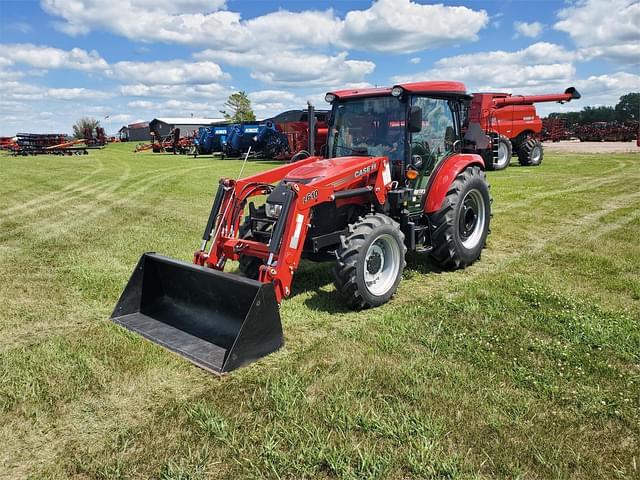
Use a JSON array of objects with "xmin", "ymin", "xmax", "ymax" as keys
[
  {"xmin": 191, "ymin": 125, "xmax": 230, "ymax": 157},
  {"xmin": 222, "ymin": 123, "xmax": 261, "ymax": 157}
]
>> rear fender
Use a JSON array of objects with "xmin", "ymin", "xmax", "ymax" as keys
[{"xmin": 424, "ymin": 153, "xmax": 485, "ymax": 213}]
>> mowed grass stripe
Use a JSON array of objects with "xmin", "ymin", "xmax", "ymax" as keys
[
  {"xmin": 0, "ymin": 145, "xmax": 638, "ymax": 479},
  {"xmin": 0, "ymin": 156, "xmax": 106, "ymax": 214},
  {"xmin": 0, "ymin": 162, "xmax": 212, "ymax": 242}
]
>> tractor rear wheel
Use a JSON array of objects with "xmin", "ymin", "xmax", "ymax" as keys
[
  {"xmin": 333, "ymin": 214, "xmax": 406, "ymax": 309},
  {"xmin": 429, "ymin": 165, "xmax": 491, "ymax": 269},
  {"xmin": 518, "ymin": 138, "xmax": 543, "ymax": 166},
  {"xmin": 237, "ymin": 206, "xmax": 269, "ymax": 280}
]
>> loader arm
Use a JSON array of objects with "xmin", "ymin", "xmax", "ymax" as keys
[{"xmin": 197, "ymin": 155, "xmax": 393, "ymax": 302}]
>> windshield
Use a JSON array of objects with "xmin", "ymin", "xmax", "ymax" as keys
[{"xmin": 328, "ymin": 96, "xmax": 406, "ymax": 162}]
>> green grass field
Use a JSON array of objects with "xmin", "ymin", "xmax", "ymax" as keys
[{"xmin": 1, "ymin": 143, "xmax": 638, "ymax": 479}]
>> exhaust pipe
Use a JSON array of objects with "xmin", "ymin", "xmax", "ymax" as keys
[{"xmin": 111, "ymin": 253, "xmax": 283, "ymax": 374}]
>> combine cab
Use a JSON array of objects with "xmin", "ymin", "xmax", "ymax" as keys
[{"xmin": 112, "ymin": 81, "xmax": 492, "ymax": 373}]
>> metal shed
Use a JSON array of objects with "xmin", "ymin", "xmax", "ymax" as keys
[
  {"xmin": 149, "ymin": 118, "xmax": 225, "ymax": 138},
  {"xmin": 121, "ymin": 122, "xmax": 150, "ymax": 142}
]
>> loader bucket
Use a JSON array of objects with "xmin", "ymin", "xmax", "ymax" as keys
[{"xmin": 110, "ymin": 253, "xmax": 283, "ymax": 374}]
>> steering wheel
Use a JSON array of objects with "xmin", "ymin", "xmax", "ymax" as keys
[{"xmin": 412, "ymin": 141, "xmax": 431, "ymax": 158}]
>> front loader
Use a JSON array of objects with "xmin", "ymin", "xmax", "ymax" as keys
[{"xmin": 112, "ymin": 81, "xmax": 492, "ymax": 373}]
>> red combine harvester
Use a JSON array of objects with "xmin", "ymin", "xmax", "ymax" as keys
[
  {"xmin": 468, "ymin": 87, "xmax": 581, "ymax": 170},
  {"xmin": 112, "ymin": 81, "xmax": 494, "ymax": 373}
]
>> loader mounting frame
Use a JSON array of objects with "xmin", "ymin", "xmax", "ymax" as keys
[{"xmin": 194, "ymin": 155, "xmax": 392, "ymax": 303}]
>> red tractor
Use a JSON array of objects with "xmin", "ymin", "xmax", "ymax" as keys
[
  {"xmin": 112, "ymin": 81, "xmax": 493, "ymax": 373},
  {"xmin": 467, "ymin": 87, "xmax": 581, "ymax": 170}
]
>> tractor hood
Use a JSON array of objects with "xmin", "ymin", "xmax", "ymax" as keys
[{"xmin": 285, "ymin": 156, "xmax": 374, "ymax": 184}]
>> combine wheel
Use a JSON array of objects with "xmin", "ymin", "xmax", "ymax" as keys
[
  {"xmin": 237, "ymin": 206, "xmax": 269, "ymax": 280},
  {"xmin": 429, "ymin": 165, "xmax": 491, "ymax": 269},
  {"xmin": 491, "ymin": 135, "xmax": 512, "ymax": 170},
  {"xmin": 333, "ymin": 213, "xmax": 406, "ymax": 309},
  {"xmin": 518, "ymin": 138, "xmax": 543, "ymax": 166}
]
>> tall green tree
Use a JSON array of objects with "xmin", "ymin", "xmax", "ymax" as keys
[
  {"xmin": 615, "ymin": 93, "xmax": 639, "ymax": 121},
  {"xmin": 581, "ymin": 105, "xmax": 617, "ymax": 124},
  {"xmin": 220, "ymin": 91, "xmax": 256, "ymax": 123},
  {"xmin": 72, "ymin": 117, "xmax": 101, "ymax": 139}
]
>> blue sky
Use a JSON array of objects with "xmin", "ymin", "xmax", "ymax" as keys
[{"xmin": 0, "ymin": 0, "xmax": 638, "ymax": 135}]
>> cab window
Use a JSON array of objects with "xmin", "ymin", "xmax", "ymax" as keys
[{"xmin": 410, "ymin": 97, "xmax": 456, "ymax": 174}]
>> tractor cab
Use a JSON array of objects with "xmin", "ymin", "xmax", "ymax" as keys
[{"xmin": 324, "ymin": 82, "xmax": 469, "ymax": 212}]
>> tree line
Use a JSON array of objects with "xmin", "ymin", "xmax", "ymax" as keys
[{"xmin": 548, "ymin": 92, "xmax": 639, "ymax": 125}]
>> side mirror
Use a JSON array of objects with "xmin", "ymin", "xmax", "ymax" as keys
[
  {"xmin": 411, "ymin": 154, "xmax": 423, "ymax": 169},
  {"xmin": 408, "ymin": 106, "xmax": 422, "ymax": 133}
]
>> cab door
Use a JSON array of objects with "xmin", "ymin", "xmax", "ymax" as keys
[{"xmin": 407, "ymin": 97, "xmax": 458, "ymax": 213}]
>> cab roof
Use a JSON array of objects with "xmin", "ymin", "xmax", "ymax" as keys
[{"xmin": 329, "ymin": 81, "xmax": 467, "ymax": 100}]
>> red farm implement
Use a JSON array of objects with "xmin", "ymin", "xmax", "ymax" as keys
[
  {"xmin": 575, "ymin": 121, "xmax": 639, "ymax": 142},
  {"xmin": 541, "ymin": 117, "xmax": 570, "ymax": 142},
  {"xmin": 135, "ymin": 128, "xmax": 193, "ymax": 154}
]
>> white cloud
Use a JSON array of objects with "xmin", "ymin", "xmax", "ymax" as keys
[
  {"xmin": 339, "ymin": 0, "xmax": 488, "ymax": 52},
  {"xmin": 554, "ymin": 0, "xmax": 640, "ymax": 64},
  {"xmin": 409, "ymin": 57, "xmax": 421, "ymax": 64},
  {"xmin": 119, "ymin": 82, "xmax": 227, "ymax": 99},
  {"xmin": 393, "ymin": 43, "xmax": 576, "ymax": 90},
  {"xmin": 394, "ymin": 42, "xmax": 638, "ymax": 113},
  {"xmin": 40, "ymin": 0, "xmax": 487, "ymax": 54},
  {"xmin": 242, "ymin": 9, "xmax": 341, "ymax": 49},
  {"xmin": 197, "ymin": 49, "xmax": 374, "ymax": 87},
  {"xmin": 45, "ymin": 87, "xmax": 111, "ymax": 100},
  {"xmin": 1, "ymin": 80, "xmax": 111, "ymax": 101},
  {"xmin": 0, "ymin": 43, "xmax": 108, "ymax": 71},
  {"xmin": 513, "ymin": 21, "xmax": 544, "ymax": 38},
  {"xmin": 110, "ymin": 60, "xmax": 227, "ymax": 85},
  {"xmin": 127, "ymin": 100, "xmax": 156, "ymax": 109},
  {"xmin": 492, "ymin": 12, "xmax": 504, "ymax": 29},
  {"xmin": 123, "ymin": 98, "xmax": 223, "ymax": 117},
  {"xmin": 36, "ymin": 0, "xmax": 490, "ymax": 87},
  {"xmin": 247, "ymin": 89, "xmax": 317, "ymax": 115},
  {"xmin": 41, "ymin": 0, "xmax": 228, "ymax": 38}
]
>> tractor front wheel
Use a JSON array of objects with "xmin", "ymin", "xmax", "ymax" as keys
[
  {"xmin": 429, "ymin": 165, "xmax": 491, "ymax": 269},
  {"xmin": 333, "ymin": 214, "xmax": 406, "ymax": 309},
  {"xmin": 518, "ymin": 138, "xmax": 543, "ymax": 166}
]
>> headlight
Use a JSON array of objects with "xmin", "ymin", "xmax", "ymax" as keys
[{"xmin": 265, "ymin": 203, "xmax": 282, "ymax": 218}]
